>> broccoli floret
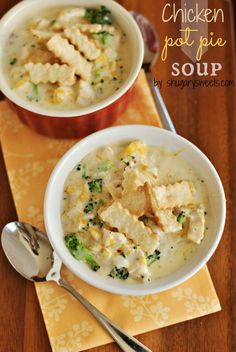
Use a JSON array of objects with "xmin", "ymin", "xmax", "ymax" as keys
[
  {"xmin": 177, "ymin": 211, "xmax": 186, "ymax": 224},
  {"xmin": 10, "ymin": 57, "xmax": 17, "ymax": 65},
  {"xmin": 84, "ymin": 253, "xmax": 100, "ymax": 272},
  {"xmin": 82, "ymin": 165, "xmax": 90, "ymax": 180},
  {"xmin": 65, "ymin": 234, "xmax": 100, "ymax": 271},
  {"xmin": 64, "ymin": 233, "xmax": 78, "ymax": 250},
  {"xmin": 84, "ymin": 201, "xmax": 94, "ymax": 213},
  {"xmin": 115, "ymin": 267, "xmax": 129, "ymax": 280},
  {"xmin": 146, "ymin": 250, "xmax": 161, "ymax": 266},
  {"xmin": 82, "ymin": 216, "xmax": 104, "ymax": 231},
  {"xmin": 32, "ymin": 83, "xmax": 39, "ymax": 96},
  {"xmin": 108, "ymin": 266, "xmax": 129, "ymax": 280},
  {"xmin": 85, "ymin": 6, "xmax": 112, "ymax": 24},
  {"xmin": 108, "ymin": 267, "xmax": 116, "ymax": 279},
  {"xmin": 79, "ymin": 164, "xmax": 90, "ymax": 180},
  {"xmin": 121, "ymin": 155, "xmax": 135, "ymax": 166},
  {"xmin": 83, "ymin": 199, "xmax": 104, "ymax": 214},
  {"xmin": 91, "ymin": 216, "xmax": 104, "ymax": 228},
  {"xmin": 94, "ymin": 31, "xmax": 113, "ymax": 45},
  {"xmin": 88, "ymin": 178, "xmax": 103, "ymax": 193}
]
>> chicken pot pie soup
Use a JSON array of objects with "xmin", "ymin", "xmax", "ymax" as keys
[
  {"xmin": 61, "ymin": 140, "xmax": 209, "ymax": 283},
  {"xmin": 4, "ymin": 6, "xmax": 129, "ymax": 109}
]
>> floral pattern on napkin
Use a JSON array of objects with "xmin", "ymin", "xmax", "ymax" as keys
[{"xmin": 0, "ymin": 70, "xmax": 221, "ymax": 352}]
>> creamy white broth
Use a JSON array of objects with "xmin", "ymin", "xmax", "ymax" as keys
[
  {"xmin": 61, "ymin": 141, "xmax": 209, "ymax": 284},
  {"xmin": 4, "ymin": 6, "xmax": 129, "ymax": 110},
  {"xmin": 148, "ymin": 148, "xmax": 209, "ymax": 279}
]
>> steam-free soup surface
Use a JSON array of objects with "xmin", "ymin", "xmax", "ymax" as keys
[
  {"xmin": 61, "ymin": 141, "xmax": 209, "ymax": 284},
  {"xmin": 4, "ymin": 6, "xmax": 129, "ymax": 110}
]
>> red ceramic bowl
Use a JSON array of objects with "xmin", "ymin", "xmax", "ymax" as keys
[{"xmin": 0, "ymin": 0, "xmax": 144, "ymax": 139}]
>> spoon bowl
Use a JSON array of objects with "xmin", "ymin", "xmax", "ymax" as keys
[
  {"xmin": 1, "ymin": 222, "xmax": 54, "ymax": 281},
  {"xmin": 1, "ymin": 221, "xmax": 152, "ymax": 352},
  {"xmin": 130, "ymin": 11, "xmax": 159, "ymax": 67},
  {"xmin": 131, "ymin": 11, "xmax": 176, "ymax": 132}
]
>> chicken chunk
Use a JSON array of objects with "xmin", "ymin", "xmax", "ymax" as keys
[
  {"xmin": 76, "ymin": 80, "xmax": 95, "ymax": 107},
  {"xmin": 187, "ymin": 208, "xmax": 205, "ymax": 244}
]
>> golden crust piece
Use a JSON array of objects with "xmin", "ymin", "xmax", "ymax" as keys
[
  {"xmin": 122, "ymin": 167, "xmax": 157, "ymax": 194},
  {"xmin": 75, "ymin": 23, "xmax": 116, "ymax": 34},
  {"xmin": 25, "ymin": 44, "xmax": 58, "ymax": 65},
  {"xmin": 154, "ymin": 209, "xmax": 182, "ymax": 233},
  {"xmin": 120, "ymin": 182, "xmax": 155, "ymax": 217},
  {"xmin": 99, "ymin": 201, "xmax": 159, "ymax": 254},
  {"xmin": 57, "ymin": 8, "xmax": 86, "ymax": 22},
  {"xmin": 105, "ymin": 180, "xmax": 123, "ymax": 200},
  {"xmin": 122, "ymin": 168, "xmax": 142, "ymax": 193},
  {"xmin": 151, "ymin": 181, "xmax": 195, "ymax": 210},
  {"xmin": 46, "ymin": 34, "xmax": 92, "ymax": 80},
  {"xmin": 52, "ymin": 9, "xmax": 86, "ymax": 30},
  {"xmin": 24, "ymin": 62, "xmax": 75, "ymax": 85},
  {"xmin": 120, "ymin": 187, "xmax": 147, "ymax": 216},
  {"xmin": 144, "ymin": 182, "xmax": 158, "ymax": 215},
  {"xmin": 64, "ymin": 27, "xmax": 101, "ymax": 60},
  {"xmin": 30, "ymin": 29, "xmax": 53, "ymax": 40}
]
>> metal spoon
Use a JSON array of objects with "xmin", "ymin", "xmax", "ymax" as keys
[
  {"xmin": 131, "ymin": 12, "xmax": 176, "ymax": 133},
  {"xmin": 1, "ymin": 221, "xmax": 152, "ymax": 352}
]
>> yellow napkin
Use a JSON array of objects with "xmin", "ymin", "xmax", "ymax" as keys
[{"xmin": 0, "ymin": 70, "xmax": 221, "ymax": 352}]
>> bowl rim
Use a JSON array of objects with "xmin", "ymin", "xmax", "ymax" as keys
[
  {"xmin": 44, "ymin": 125, "xmax": 226, "ymax": 296},
  {"xmin": 0, "ymin": 0, "xmax": 144, "ymax": 117}
]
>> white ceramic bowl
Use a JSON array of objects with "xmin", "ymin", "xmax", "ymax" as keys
[{"xmin": 44, "ymin": 125, "xmax": 226, "ymax": 296}]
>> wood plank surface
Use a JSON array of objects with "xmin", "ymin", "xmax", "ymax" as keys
[{"xmin": 0, "ymin": 1, "xmax": 235, "ymax": 351}]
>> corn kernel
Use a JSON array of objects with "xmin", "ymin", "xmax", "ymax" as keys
[
  {"xmin": 14, "ymin": 79, "xmax": 30, "ymax": 90},
  {"xmin": 53, "ymin": 86, "xmax": 74, "ymax": 104},
  {"xmin": 120, "ymin": 141, "xmax": 147, "ymax": 158},
  {"xmin": 66, "ymin": 184, "xmax": 75, "ymax": 194},
  {"xmin": 140, "ymin": 163, "xmax": 148, "ymax": 171},
  {"xmin": 108, "ymin": 239, "xmax": 114, "ymax": 247},
  {"xmin": 90, "ymin": 228, "xmax": 101, "ymax": 241}
]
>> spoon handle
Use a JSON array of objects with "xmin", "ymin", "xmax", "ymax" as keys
[
  {"xmin": 59, "ymin": 278, "xmax": 152, "ymax": 352},
  {"xmin": 146, "ymin": 71, "xmax": 176, "ymax": 133}
]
